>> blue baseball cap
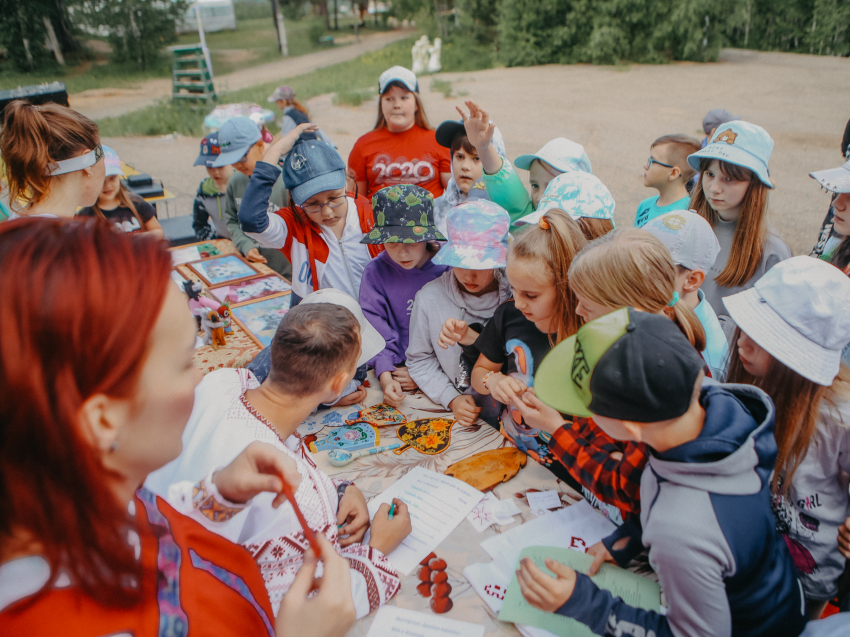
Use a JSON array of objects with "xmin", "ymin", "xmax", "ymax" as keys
[
  {"xmin": 514, "ymin": 138, "xmax": 592, "ymax": 175},
  {"xmin": 378, "ymin": 66, "xmax": 418, "ymax": 94},
  {"xmin": 213, "ymin": 117, "xmax": 261, "ymax": 167},
  {"xmin": 687, "ymin": 120, "xmax": 774, "ymax": 189},
  {"xmin": 283, "ymin": 139, "xmax": 346, "ymax": 206},
  {"xmin": 193, "ymin": 132, "xmax": 221, "ymax": 167}
]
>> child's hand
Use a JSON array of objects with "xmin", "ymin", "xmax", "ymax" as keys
[
  {"xmin": 517, "ymin": 557, "xmax": 577, "ymax": 613},
  {"xmin": 336, "ymin": 484, "xmax": 370, "ymax": 546},
  {"xmin": 457, "ymin": 100, "xmax": 495, "ymax": 150},
  {"xmin": 245, "ymin": 247, "xmax": 268, "ymax": 263},
  {"xmin": 379, "ymin": 372, "xmax": 405, "ymax": 407},
  {"xmin": 586, "ymin": 541, "xmax": 617, "ymax": 575},
  {"xmin": 368, "ymin": 498, "xmax": 412, "ymax": 555},
  {"xmin": 275, "ymin": 535, "xmax": 355, "ymax": 637},
  {"xmin": 487, "ymin": 374, "xmax": 528, "ymax": 407},
  {"xmin": 391, "ymin": 366, "xmax": 417, "ymax": 391},
  {"xmin": 514, "ymin": 388, "xmax": 566, "ymax": 434},
  {"xmin": 212, "ymin": 441, "xmax": 301, "ymax": 507},
  {"xmin": 438, "ymin": 318, "xmax": 474, "ymax": 349},
  {"xmin": 334, "ymin": 385, "xmax": 367, "ymax": 407},
  {"xmin": 262, "ymin": 123, "xmax": 319, "ymax": 165},
  {"xmin": 839, "ymin": 517, "xmax": 850, "ymax": 559},
  {"xmin": 449, "ymin": 394, "xmax": 481, "ymax": 426}
]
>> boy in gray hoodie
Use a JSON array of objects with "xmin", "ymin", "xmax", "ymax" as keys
[
  {"xmin": 406, "ymin": 200, "xmax": 512, "ymax": 425},
  {"xmin": 523, "ymin": 307, "xmax": 806, "ymax": 637}
]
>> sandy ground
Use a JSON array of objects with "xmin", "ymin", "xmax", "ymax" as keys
[
  {"xmin": 71, "ymin": 29, "xmax": 414, "ymax": 121},
  {"xmin": 104, "ymin": 47, "xmax": 850, "ymax": 254}
]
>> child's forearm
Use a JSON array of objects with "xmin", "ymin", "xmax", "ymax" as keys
[
  {"xmin": 477, "ymin": 142, "xmax": 502, "ymax": 176},
  {"xmin": 238, "ymin": 162, "xmax": 280, "ymax": 234},
  {"xmin": 471, "ymin": 366, "xmax": 500, "ymax": 395}
]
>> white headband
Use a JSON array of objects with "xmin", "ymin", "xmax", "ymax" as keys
[{"xmin": 47, "ymin": 147, "xmax": 100, "ymax": 176}]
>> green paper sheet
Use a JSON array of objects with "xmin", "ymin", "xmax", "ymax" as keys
[{"xmin": 497, "ymin": 546, "xmax": 661, "ymax": 636}]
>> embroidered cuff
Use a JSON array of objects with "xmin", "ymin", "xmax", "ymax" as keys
[{"xmin": 190, "ymin": 467, "xmax": 247, "ymax": 522}]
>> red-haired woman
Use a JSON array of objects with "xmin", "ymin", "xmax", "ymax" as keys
[
  {"xmin": 0, "ymin": 100, "xmax": 106, "ymax": 219},
  {"xmin": 0, "ymin": 218, "xmax": 355, "ymax": 637}
]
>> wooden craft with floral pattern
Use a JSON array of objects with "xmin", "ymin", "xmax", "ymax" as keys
[
  {"xmin": 308, "ymin": 423, "xmax": 380, "ymax": 453},
  {"xmin": 346, "ymin": 403, "xmax": 407, "ymax": 428},
  {"xmin": 394, "ymin": 418, "xmax": 455, "ymax": 455}
]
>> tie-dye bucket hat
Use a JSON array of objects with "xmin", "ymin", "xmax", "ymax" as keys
[
  {"xmin": 361, "ymin": 184, "xmax": 446, "ymax": 244},
  {"xmin": 432, "ymin": 200, "xmax": 510, "ymax": 270},
  {"xmin": 514, "ymin": 171, "xmax": 615, "ymax": 226}
]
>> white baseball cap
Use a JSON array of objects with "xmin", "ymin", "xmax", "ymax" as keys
[
  {"xmin": 514, "ymin": 138, "xmax": 593, "ymax": 175},
  {"xmin": 642, "ymin": 210, "xmax": 720, "ymax": 273},
  {"xmin": 378, "ymin": 66, "xmax": 418, "ymax": 94},
  {"xmin": 299, "ymin": 288, "xmax": 386, "ymax": 367},
  {"xmin": 809, "ymin": 160, "xmax": 850, "ymax": 194},
  {"xmin": 723, "ymin": 256, "xmax": 850, "ymax": 385}
]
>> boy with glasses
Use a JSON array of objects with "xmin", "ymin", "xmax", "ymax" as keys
[{"xmin": 634, "ymin": 134, "xmax": 701, "ymax": 228}]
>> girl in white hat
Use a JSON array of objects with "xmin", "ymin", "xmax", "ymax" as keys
[{"xmin": 724, "ymin": 256, "xmax": 850, "ymax": 619}]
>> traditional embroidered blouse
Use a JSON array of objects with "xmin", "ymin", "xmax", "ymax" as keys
[{"xmin": 145, "ymin": 368, "xmax": 400, "ymax": 618}]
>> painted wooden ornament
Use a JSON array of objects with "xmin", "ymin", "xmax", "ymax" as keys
[
  {"xmin": 394, "ymin": 418, "xmax": 454, "ymax": 455},
  {"xmin": 345, "ymin": 403, "xmax": 407, "ymax": 427},
  {"xmin": 297, "ymin": 408, "xmax": 363, "ymax": 436},
  {"xmin": 308, "ymin": 423, "xmax": 380, "ymax": 453}
]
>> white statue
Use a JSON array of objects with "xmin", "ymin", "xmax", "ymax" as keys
[
  {"xmin": 427, "ymin": 38, "xmax": 442, "ymax": 73},
  {"xmin": 412, "ymin": 35, "xmax": 430, "ymax": 75}
]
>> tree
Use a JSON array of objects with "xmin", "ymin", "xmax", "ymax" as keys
[
  {"xmin": 0, "ymin": 0, "xmax": 77, "ymax": 71},
  {"xmin": 71, "ymin": 0, "xmax": 188, "ymax": 71}
]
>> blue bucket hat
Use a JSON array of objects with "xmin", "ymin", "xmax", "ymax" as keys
[
  {"xmin": 283, "ymin": 139, "xmax": 346, "ymax": 206},
  {"xmin": 687, "ymin": 120, "xmax": 774, "ymax": 189},
  {"xmin": 432, "ymin": 200, "xmax": 510, "ymax": 270},
  {"xmin": 514, "ymin": 171, "xmax": 615, "ymax": 227},
  {"xmin": 194, "ymin": 132, "xmax": 221, "ymax": 167},
  {"xmin": 213, "ymin": 117, "xmax": 261, "ymax": 167},
  {"xmin": 514, "ymin": 138, "xmax": 592, "ymax": 175}
]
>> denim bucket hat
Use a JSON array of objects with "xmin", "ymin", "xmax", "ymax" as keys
[
  {"xmin": 283, "ymin": 139, "xmax": 347, "ymax": 206},
  {"xmin": 514, "ymin": 138, "xmax": 593, "ymax": 175},
  {"xmin": 514, "ymin": 171, "xmax": 615, "ymax": 227},
  {"xmin": 687, "ymin": 120, "xmax": 774, "ymax": 189},
  {"xmin": 362, "ymin": 185, "xmax": 445, "ymax": 244},
  {"xmin": 213, "ymin": 117, "xmax": 262, "ymax": 168},
  {"xmin": 432, "ymin": 200, "xmax": 510, "ymax": 270}
]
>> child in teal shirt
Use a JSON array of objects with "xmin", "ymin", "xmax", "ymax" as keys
[{"xmin": 634, "ymin": 134, "xmax": 701, "ymax": 227}]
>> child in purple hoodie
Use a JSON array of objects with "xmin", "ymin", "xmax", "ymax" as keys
[{"xmin": 359, "ymin": 185, "xmax": 449, "ymax": 406}]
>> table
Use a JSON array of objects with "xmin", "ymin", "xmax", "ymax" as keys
[
  {"xmin": 174, "ymin": 238, "xmax": 274, "ymax": 373},
  {"xmin": 312, "ymin": 375, "xmax": 603, "ymax": 637}
]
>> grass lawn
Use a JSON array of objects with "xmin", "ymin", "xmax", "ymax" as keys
[
  {"xmin": 0, "ymin": 16, "xmax": 384, "ymax": 95},
  {"xmin": 96, "ymin": 36, "xmax": 417, "ymax": 137}
]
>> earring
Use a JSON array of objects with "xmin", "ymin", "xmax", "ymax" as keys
[{"xmin": 110, "ymin": 441, "xmax": 119, "ymax": 453}]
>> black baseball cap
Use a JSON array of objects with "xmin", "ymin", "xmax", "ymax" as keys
[
  {"xmin": 535, "ymin": 307, "xmax": 705, "ymax": 422},
  {"xmin": 436, "ymin": 120, "xmax": 466, "ymax": 149}
]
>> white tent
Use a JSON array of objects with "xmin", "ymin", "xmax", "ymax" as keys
[{"xmin": 178, "ymin": 0, "xmax": 237, "ymax": 33}]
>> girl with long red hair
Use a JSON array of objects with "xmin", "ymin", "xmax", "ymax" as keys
[{"xmin": 0, "ymin": 218, "xmax": 356, "ymax": 637}]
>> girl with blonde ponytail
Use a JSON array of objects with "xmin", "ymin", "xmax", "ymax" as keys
[
  {"xmin": 470, "ymin": 210, "xmax": 592, "ymax": 490},
  {"xmin": 569, "ymin": 228, "xmax": 706, "ymax": 353}
]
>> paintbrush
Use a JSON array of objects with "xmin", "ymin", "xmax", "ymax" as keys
[{"xmin": 278, "ymin": 473, "xmax": 321, "ymax": 558}]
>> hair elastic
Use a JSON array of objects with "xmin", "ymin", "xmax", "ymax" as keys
[
  {"xmin": 667, "ymin": 292, "xmax": 680, "ymax": 307},
  {"xmin": 538, "ymin": 216, "xmax": 550, "ymax": 230}
]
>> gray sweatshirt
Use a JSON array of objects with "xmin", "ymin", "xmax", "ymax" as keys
[
  {"xmin": 702, "ymin": 219, "xmax": 791, "ymax": 340},
  {"xmin": 406, "ymin": 269, "xmax": 512, "ymax": 409},
  {"xmin": 773, "ymin": 390, "xmax": 850, "ymax": 601}
]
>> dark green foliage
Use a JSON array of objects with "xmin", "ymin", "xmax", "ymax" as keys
[
  {"xmin": 71, "ymin": 0, "xmax": 189, "ymax": 71},
  {"xmin": 0, "ymin": 0, "xmax": 73, "ymax": 71}
]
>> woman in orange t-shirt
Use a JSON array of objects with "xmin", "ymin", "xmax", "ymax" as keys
[
  {"xmin": 0, "ymin": 218, "xmax": 355, "ymax": 637},
  {"xmin": 348, "ymin": 66, "xmax": 451, "ymax": 199}
]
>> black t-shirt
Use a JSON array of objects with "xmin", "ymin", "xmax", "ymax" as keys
[
  {"xmin": 476, "ymin": 301, "xmax": 554, "ymax": 383},
  {"xmin": 78, "ymin": 195, "xmax": 156, "ymax": 234},
  {"xmin": 476, "ymin": 300, "xmax": 583, "ymax": 491}
]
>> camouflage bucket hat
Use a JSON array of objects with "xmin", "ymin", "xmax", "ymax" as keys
[{"xmin": 361, "ymin": 184, "xmax": 447, "ymax": 245}]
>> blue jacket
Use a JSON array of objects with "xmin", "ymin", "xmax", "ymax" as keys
[{"xmin": 557, "ymin": 382, "xmax": 806, "ymax": 637}]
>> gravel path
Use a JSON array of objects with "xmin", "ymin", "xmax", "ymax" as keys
[{"xmin": 104, "ymin": 47, "xmax": 850, "ymax": 254}]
